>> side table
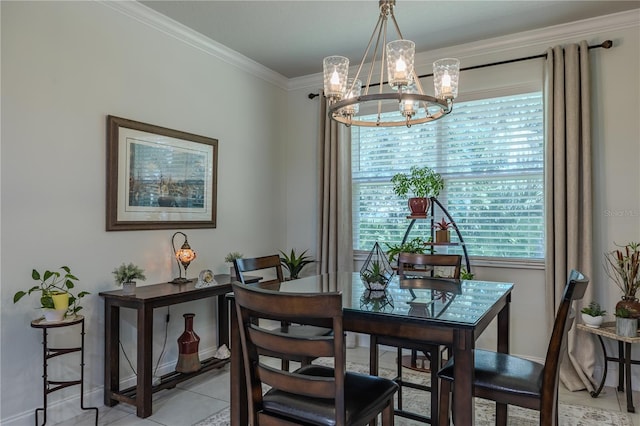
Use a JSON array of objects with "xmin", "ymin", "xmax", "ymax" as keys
[
  {"xmin": 31, "ymin": 315, "xmax": 99, "ymax": 425},
  {"xmin": 577, "ymin": 321, "xmax": 640, "ymax": 412}
]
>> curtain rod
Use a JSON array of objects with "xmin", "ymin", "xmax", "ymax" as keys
[{"xmin": 307, "ymin": 39, "xmax": 613, "ymax": 99}]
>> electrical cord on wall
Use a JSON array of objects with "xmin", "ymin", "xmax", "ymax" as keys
[{"xmin": 119, "ymin": 306, "xmax": 171, "ymax": 381}]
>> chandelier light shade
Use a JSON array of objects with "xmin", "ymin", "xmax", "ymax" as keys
[
  {"xmin": 322, "ymin": 0, "xmax": 460, "ymax": 128},
  {"xmin": 171, "ymin": 231, "xmax": 196, "ymax": 284},
  {"xmin": 433, "ymin": 58, "xmax": 460, "ymax": 99}
]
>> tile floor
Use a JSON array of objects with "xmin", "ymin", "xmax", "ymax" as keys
[{"xmin": 57, "ymin": 346, "xmax": 640, "ymax": 426}]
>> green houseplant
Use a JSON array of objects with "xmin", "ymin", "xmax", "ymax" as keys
[
  {"xmin": 279, "ymin": 249, "xmax": 314, "ymax": 280},
  {"xmin": 361, "ymin": 261, "xmax": 391, "ymax": 290},
  {"xmin": 112, "ymin": 262, "xmax": 146, "ymax": 294},
  {"xmin": 385, "ymin": 237, "xmax": 430, "ymax": 263},
  {"xmin": 581, "ymin": 301, "xmax": 606, "ymax": 328},
  {"xmin": 391, "ymin": 165, "xmax": 444, "ymax": 216},
  {"xmin": 13, "ymin": 266, "xmax": 89, "ymax": 321}
]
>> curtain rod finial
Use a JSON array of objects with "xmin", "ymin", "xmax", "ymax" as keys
[
  {"xmin": 308, "ymin": 93, "xmax": 320, "ymax": 99},
  {"xmin": 601, "ymin": 40, "xmax": 613, "ymax": 49}
]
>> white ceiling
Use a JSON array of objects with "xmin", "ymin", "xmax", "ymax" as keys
[{"xmin": 140, "ymin": 1, "xmax": 639, "ymax": 79}]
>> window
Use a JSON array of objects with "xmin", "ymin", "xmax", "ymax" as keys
[{"xmin": 352, "ymin": 92, "xmax": 544, "ymax": 259}]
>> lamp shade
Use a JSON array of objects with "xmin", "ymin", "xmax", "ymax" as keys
[
  {"xmin": 386, "ymin": 40, "xmax": 415, "ymax": 89},
  {"xmin": 433, "ymin": 58, "xmax": 460, "ymax": 99},
  {"xmin": 176, "ymin": 242, "xmax": 196, "ymax": 268},
  {"xmin": 339, "ymin": 78, "xmax": 362, "ymax": 118},
  {"xmin": 323, "ymin": 56, "xmax": 349, "ymax": 100}
]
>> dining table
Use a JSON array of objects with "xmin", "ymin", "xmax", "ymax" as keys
[{"xmin": 229, "ymin": 272, "xmax": 513, "ymax": 426}]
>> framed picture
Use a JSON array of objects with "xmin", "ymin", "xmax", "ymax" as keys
[{"xmin": 106, "ymin": 115, "xmax": 217, "ymax": 231}]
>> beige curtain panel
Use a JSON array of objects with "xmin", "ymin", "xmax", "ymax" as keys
[
  {"xmin": 317, "ymin": 94, "xmax": 353, "ymax": 275},
  {"xmin": 544, "ymin": 40, "xmax": 595, "ymax": 393}
]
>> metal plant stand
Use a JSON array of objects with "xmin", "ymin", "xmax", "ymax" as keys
[{"xmin": 31, "ymin": 315, "xmax": 98, "ymax": 425}]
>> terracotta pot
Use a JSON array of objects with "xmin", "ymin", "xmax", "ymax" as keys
[
  {"xmin": 615, "ymin": 296, "xmax": 640, "ymax": 319},
  {"xmin": 435, "ymin": 230, "xmax": 450, "ymax": 243},
  {"xmin": 408, "ymin": 197, "xmax": 430, "ymax": 217}
]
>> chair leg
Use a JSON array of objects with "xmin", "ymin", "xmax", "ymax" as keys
[
  {"xmin": 438, "ymin": 379, "xmax": 451, "ymax": 426},
  {"xmin": 281, "ymin": 359, "xmax": 290, "ymax": 371},
  {"xmin": 396, "ymin": 346, "xmax": 403, "ymax": 410},
  {"xmin": 495, "ymin": 402, "xmax": 507, "ymax": 426},
  {"xmin": 381, "ymin": 401, "xmax": 395, "ymax": 426}
]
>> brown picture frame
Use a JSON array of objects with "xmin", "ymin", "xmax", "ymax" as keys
[{"xmin": 106, "ymin": 115, "xmax": 217, "ymax": 231}]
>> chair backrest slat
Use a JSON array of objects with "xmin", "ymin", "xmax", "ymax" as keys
[
  {"xmin": 398, "ymin": 253, "xmax": 462, "ymax": 279},
  {"xmin": 247, "ymin": 326, "xmax": 335, "ymax": 359},
  {"xmin": 234, "ymin": 254, "xmax": 284, "ymax": 285},
  {"xmin": 257, "ymin": 364, "xmax": 336, "ymax": 399}
]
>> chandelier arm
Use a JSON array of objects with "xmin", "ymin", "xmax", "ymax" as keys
[
  {"xmin": 389, "ymin": 8, "xmax": 404, "ymax": 40},
  {"xmin": 353, "ymin": 14, "xmax": 385, "ymax": 95}
]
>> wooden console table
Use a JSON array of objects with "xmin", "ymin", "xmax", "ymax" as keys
[
  {"xmin": 99, "ymin": 274, "xmax": 258, "ymax": 418},
  {"xmin": 577, "ymin": 322, "xmax": 640, "ymax": 412}
]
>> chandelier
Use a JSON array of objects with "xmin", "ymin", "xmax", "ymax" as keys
[{"xmin": 323, "ymin": 0, "xmax": 460, "ymax": 128}]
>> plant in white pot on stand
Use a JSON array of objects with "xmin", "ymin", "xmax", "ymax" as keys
[
  {"xmin": 580, "ymin": 301, "xmax": 606, "ymax": 328},
  {"xmin": 112, "ymin": 262, "xmax": 146, "ymax": 294},
  {"xmin": 13, "ymin": 266, "xmax": 89, "ymax": 322}
]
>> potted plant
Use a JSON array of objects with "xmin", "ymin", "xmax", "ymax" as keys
[
  {"xmin": 225, "ymin": 252, "xmax": 244, "ymax": 278},
  {"xmin": 112, "ymin": 262, "xmax": 146, "ymax": 294},
  {"xmin": 391, "ymin": 165, "xmax": 444, "ymax": 217},
  {"xmin": 615, "ymin": 307, "xmax": 638, "ymax": 337},
  {"xmin": 385, "ymin": 237, "xmax": 429, "ymax": 264},
  {"xmin": 279, "ymin": 249, "xmax": 314, "ymax": 280},
  {"xmin": 604, "ymin": 241, "xmax": 640, "ymax": 318},
  {"xmin": 460, "ymin": 268, "xmax": 474, "ymax": 280},
  {"xmin": 360, "ymin": 261, "xmax": 391, "ymax": 291},
  {"xmin": 13, "ymin": 266, "xmax": 89, "ymax": 322},
  {"xmin": 581, "ymin": 301, "xmax": 606, "ymax": 328},
  {"xmin": 434, "ymin": 217, "xmax": 451, "ymax": 243}
]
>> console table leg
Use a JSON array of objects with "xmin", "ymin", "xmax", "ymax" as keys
[
  {"xmin": 618, "ymin": 341, "xmax": 625, "ymax": 392},
  {"xmin": 624, "ymin": 342, "xmax": 635, "ymax": 413}
]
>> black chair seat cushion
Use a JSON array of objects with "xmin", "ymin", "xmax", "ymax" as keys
[
  {"xmin": 263, "ymin": 365, "xmax": 399, "ymax": 426},
  {"xmin": 438, "ymin": 349, "xmax": 543, "ymax": 399}
]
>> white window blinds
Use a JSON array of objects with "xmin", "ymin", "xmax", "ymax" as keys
[{"xmin": 352, "ymin": 92, "xmax": 544, "ymax": 259}]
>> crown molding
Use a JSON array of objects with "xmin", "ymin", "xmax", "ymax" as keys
[
  {"xmin": 290, "ymin": 9, "xmax": 639, "ymax": 92},
  {"xmin": 98, "ymin": 0, "xmax": 290, "ymax": 90}
]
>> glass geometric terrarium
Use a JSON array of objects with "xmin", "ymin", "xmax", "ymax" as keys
[{"xmin": 360, "ymin": 242, "xmax": 394, "ymax": 290}]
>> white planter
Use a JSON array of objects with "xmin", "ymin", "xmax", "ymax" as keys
[
  {"xmin": 42, "ymin": 308, "xmax": 66, "ymax": 322},
  {"xmin": 581, "ymin": 313, "xmax": 604, "ymax": 328},
  {"xmin": 122, "ymin": 281, "xmax": 136, "ymax": 294}
]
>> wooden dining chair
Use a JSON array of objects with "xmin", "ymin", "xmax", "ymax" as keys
[
  {"xmin": 437, "ymin": 269, "xmax": 589, "ymax": 426},
  {"xmin": 370, "ymin": 252, "xmax": 462, "ymax": 424},
  {"xmin": 234, "ymin": 254, "xmax": 331, "ymax": 371},
  {"xmin": 232, "ymin": 282, "xmax": 398, "ymax": 426}
]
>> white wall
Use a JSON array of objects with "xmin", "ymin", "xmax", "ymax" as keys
[
  {"xmin": 1, "ymin": 2, "xmax": 288, "ymax": 424},
  {"xmin": 1, "ymin": 1, "xmax": 639, "ymax": 423}
]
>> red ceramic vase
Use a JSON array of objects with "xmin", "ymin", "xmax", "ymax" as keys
[
  {"xmin": 175, "ymin": 313, "xmax": 201, "ymax": 373},
  {"xmin": 408, "ymin": 197, "xmax": 430, "ymax": 217}
]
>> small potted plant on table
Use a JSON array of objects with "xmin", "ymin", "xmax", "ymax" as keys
[
  {"xmin": 112, "ymin": 262, "xmax": 146, "ymax": 294},
  {"xmin": 580, "ymin": 301, "xmax": 606, "ymax": 328},
  {"xmin": 391, "ymin": 165, "xmax": 444, "ymax": 217},
  {"xmin": 225, "ymin": 252, "xmax": 244, "ymax": 279},
  {"xmin": 14, "ymin": 266, "xmax": 89, "ymax": 322},
  {"xmin": 615, "ymin": 307, "xmax": 638, "ymax": 337}
]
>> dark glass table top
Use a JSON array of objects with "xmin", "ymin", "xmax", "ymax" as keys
[{"xmin": 277, "ymin": 272, "xmax": 513, "ymax": 327}]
